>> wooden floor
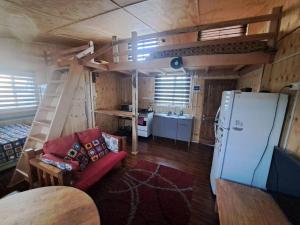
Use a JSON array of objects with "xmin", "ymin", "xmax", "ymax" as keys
[{"xmin": 126, "ymin": 138, "xmax": 219, "ymax": 225}]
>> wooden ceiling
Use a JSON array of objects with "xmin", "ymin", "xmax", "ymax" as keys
[{"xmin": 0, "ymin": 0, "xmax": 284, "ymax": 46}]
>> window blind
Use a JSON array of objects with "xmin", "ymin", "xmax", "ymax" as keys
[
  {"xmin": 155, "ymin": 72, "xmax": 191, "ymax": 105},
  {"xmin": 198, "ymin": 25, "xmax": 247, "ymax": 41},
  {"xmin": 0, "ymin": 73, "xmax": 39, "ymax": 111}
]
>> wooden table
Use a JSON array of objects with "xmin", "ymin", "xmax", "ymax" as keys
[
  {"xmin": 216, "ymin": 179, "xmax": 290, "ymax": 225},
  {"xmin": 0, "ymin": 186, "xmax": 100, "ymax": 225}
]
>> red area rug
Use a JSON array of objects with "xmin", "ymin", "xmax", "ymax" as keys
[{"xmin": 88, "ymin": 160, "xmax": 193, "ymax": 225}]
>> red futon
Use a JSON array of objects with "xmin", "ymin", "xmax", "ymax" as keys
[{"xmin": 29, "ymin": 127, "xmax": 127, "ymax": 191}]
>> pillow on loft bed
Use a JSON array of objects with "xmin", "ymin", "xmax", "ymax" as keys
[{"xmin": 76, "ymin": 127, "xmax": 109, "ymax": 162}]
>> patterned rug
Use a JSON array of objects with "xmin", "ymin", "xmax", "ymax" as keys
[{"xmin": 88, "ymin": 160, "xmax": 194, "ymax": 225}]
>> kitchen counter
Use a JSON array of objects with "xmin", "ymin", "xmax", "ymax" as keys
[
  {"xmin": 154, "ymin": 113, "xmax": 193, "ymax": 120},
  {"xmin": 153, "ymin": 113, "xmax": 193, "ymax": 148}
]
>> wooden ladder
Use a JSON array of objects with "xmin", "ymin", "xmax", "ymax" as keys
[{"xmin": 9, "ymin": 59, "xmax": 84, "ymax": 187}]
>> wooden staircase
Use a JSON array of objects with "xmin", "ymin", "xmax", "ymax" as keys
[{"xmin": 9, "ymin": 60, "xmax": 84, "ymax": 187}]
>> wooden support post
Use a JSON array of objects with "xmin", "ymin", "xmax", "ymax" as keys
[
  {"xmin": 268, "ymin": 7, "xmax": 282, "ymax": 48},
  {"xmin": 112, "ymin": 36, "xmax": 119, "ymax": 63},
  {"xmin": 131, "ymin": 70, "xmax": 138, "ymax": 155},
  {"xmin": 131, "ymin": 31, "xmax": 138, "ymax": 155}
]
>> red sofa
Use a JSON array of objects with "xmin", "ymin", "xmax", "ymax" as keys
[
  {"xmin": 35, "ymin": 128, "xmax": 127, "ymax": 191},
  {"xmin": 74, "ymin": 150, "xmax": 127, "ymax": 190}
]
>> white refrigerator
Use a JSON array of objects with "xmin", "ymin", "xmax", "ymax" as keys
[{"xmin": 210, "ymin": 91, "xmax": 288, "ymax": 194}]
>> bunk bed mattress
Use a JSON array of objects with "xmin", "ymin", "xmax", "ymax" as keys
[{"xmin": 0, "ymin": 124, "xmax": 30, "ymax": 164}]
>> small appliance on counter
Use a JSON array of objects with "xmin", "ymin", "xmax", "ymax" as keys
[{"xmin": 121, "ymin": 104, "xmax": 132, "ymax": 112}]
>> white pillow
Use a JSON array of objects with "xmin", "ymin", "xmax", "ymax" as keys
[{"xmin": 102, "ymin": 133, "xmax": 120, "ymax": 153}]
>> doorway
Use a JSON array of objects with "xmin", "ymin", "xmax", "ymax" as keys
[{"xmin": 199, "ymin": 79, "xmax": 237, "ymax": 145}]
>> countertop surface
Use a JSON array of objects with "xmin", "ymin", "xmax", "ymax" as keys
[{"xmin": 154, "ymin": 113, "xmax": 193, "ymax": 119}]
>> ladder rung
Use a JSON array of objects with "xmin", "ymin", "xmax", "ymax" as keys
[
  {"xmin": 39, "ymin": 106, "xmax": 56, "ymax": 111},
  {"xmin": 48, "ymin": 80, "xmax": 65, "ymax": 84},
  {"xmin": 32, "ymin": 120, "xmax": 51, "ymax": 127},
  {"xmin": 16, "ymin": 169, "xmax": 29, "ymax": 178},
  {"xmin": 29, "ymin": 134, "xmax": 47, "ymax": 143},
  {"xmin": 43, "ymin": 93, "xmax": 60, "ymax": 97}
]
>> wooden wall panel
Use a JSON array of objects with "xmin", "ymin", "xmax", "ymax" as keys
[
  {"xmin": 138, "ymin": 77, "xmax": 155, "ymax": 109},
  {"xmin": 237, "ymin": 66, "xmax": 263, "ymax": 92},
  {"xmin": 242, "ymin": 0, "xmax": 300, "ymax": 156},
  {"xmin": 120, "ymin": 76, "xmax": 132, "ymax": 104},
  {"xmin": 94, "ymin": 72, "xmax": 122, "ymax": 133},
  {"xmin": 261, "ymin": 31, "xmax": 300, "ymax": 156}
]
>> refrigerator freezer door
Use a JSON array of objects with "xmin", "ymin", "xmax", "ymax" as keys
[
  {"xmin": 220, "ymin": 93, "xmax": 288, "ymax": 189},
  {"xmin": 218, "ymin": 91, "xmax": 235, "ymax": 129}
]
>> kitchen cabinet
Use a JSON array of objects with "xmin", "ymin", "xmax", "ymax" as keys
[{"xmin": 153, "ymin": 114, "xmax": 193, "ymax": 147}]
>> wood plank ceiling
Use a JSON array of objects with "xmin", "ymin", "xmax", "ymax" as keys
[{"xmin": 0, "ymin": 0, "xmax": 284, "ymax": 46}]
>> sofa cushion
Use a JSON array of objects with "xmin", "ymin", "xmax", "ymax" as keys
[
  {"xmin": 41, "ymin": 153, "xmax": 80, "ymax": 171},
  {"xmin": 64, "ymin": 143, "xmax": 89, "ymax": 171},
  {"xmin": 102, "ymin": 132, "xmax": 122, "ymax": 153},
  {"xmin": 74, "ymin": 151, "xmax": 127, "ymax": 191},
  {"xmin": 77, "ymin": 128, "xmax": 109, "ymax": 162},
  {"xmin": 43, "ymin": 134, "xmax": 79, "ymax": 158}
]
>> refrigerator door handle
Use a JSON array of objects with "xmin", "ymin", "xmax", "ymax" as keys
[{"xmin": 214, "ymin": 107, "xmax": 221, "ymax": 138}]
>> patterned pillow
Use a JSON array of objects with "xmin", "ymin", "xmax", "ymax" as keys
[
  {"xmin": 102, "ymin": 132, "xmax": 121, "ymax": 153},
  {"xmin": 84, "ymin": 136, "xmax": 109, "ymax": 162},
  {"xmin": 77, "ymin": 128, "xmax": 109, "ymax": 162},
  {"xmin": 64, "ymin": 143, "xmax": 89, "ymax": 170}
]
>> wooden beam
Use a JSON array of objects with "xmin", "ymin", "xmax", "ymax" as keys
[
  {"xmin": 268, "ymin": 7, "xmax": 282, "ymax": 48},
  {"xmin": 112, "ymin": 36, "xmax": 119, "ymax": 63},
  {"xmin": 94, "ymin": 109, "xmax": 133, "ymax": 118},
  {"xmin": 205, "ymin": 66, "xmax": 210, "ymax": 74},
  {"xmin": 84, "ymin": 61, "xmax": 108, "ymax": 71},
  {"xmin": 54, "ymin": 44, "xmax": 90, "ymax": 57},
  {"xmin": 116, "ymin": 12, "xmax": 279, "ymax": 45},
  {"xmin": 131, "ymin": 31, "xmax": 138, "ymax": 155},
  {"xmin": 117, "ymin": 32, "xmax": 275, "ymax": 57},
  {"xmin": 80, "ymin": 43, "xmax": 112, "ymax": 64},
  {"xmin": 234, "ymin": 65, "xmax": 246, "ymax": 72},
  {"xmin": 108, "ymin": 52, "xmax": 273, "ymax": 71}
]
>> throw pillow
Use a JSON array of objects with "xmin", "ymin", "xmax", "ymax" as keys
[
  {"xmin": 102, "ymin": 132, "xmax": 121, "ymax": 153},
  {"xmin": 43, "ymin": 134, "xmax": 79, "ymax": 158},
  {"xmin": 77, "ymin": 128, "xmax": 109, "ymax": 162},
  {"xmin": 64, "ymin": 142, "xmax": 89, "ymax": 171}
]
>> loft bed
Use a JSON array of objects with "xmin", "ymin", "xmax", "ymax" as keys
[
  {"xmin": 46, "ymin": 6, "xmax": 282, "ymax": 155},
  {"xmin": 77, "ymin": 7, "xmax": 281, "ymax": 73}
]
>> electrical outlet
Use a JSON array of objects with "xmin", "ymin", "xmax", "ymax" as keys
[{"xmin": 288, "ymin": 82, "xmax": 300, "ymax": 91}]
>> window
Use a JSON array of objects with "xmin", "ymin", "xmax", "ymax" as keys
[
  {"xmin": 128, "ymin": 38, "xmax": 159, "ymax": 61},
  {"xmin": 0, "ymin": 73, "xmax": 39, "ymax": 111},
  {"xmin": 155, "ymin": 72, "xmax": 191, "ymax": 105},
  {"xmin": 198, "ymin": 25, "xmax": 247, "ymax": 41}
]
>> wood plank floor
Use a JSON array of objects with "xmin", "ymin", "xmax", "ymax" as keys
[{"xmin": 125, "ymin": 138, "xmax": 219, "ymax": 225}]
